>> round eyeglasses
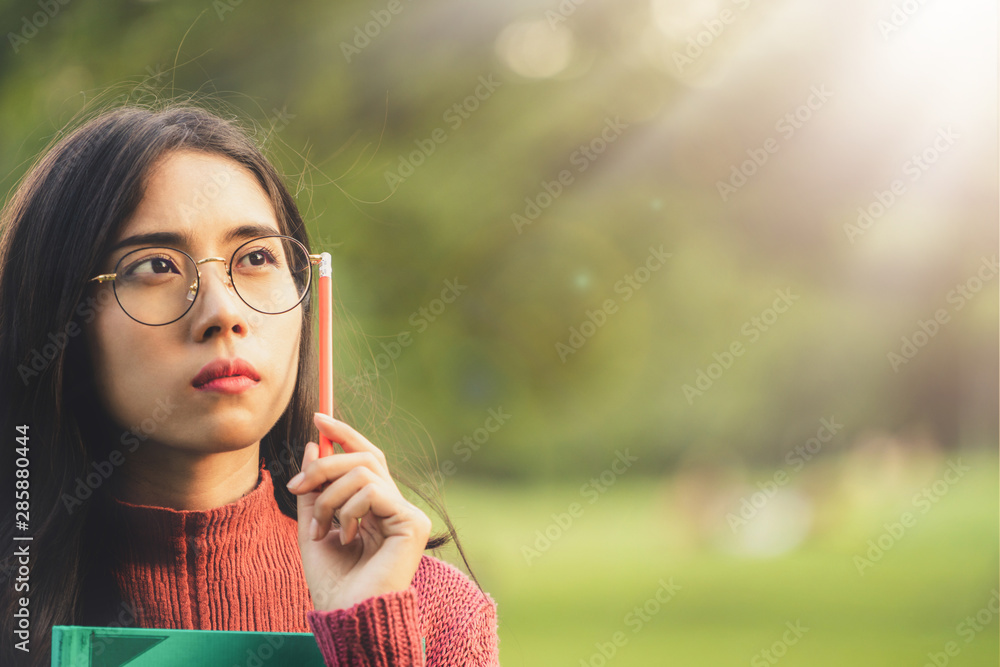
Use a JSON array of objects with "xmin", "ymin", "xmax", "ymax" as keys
[{"xmin": 87, "ymin": 235, "xmax": 323, "ymax": 326}]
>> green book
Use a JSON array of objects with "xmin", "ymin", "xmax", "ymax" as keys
[{"xmin": 51, "ymin": 625, "xmax": 326, "ymax": 666}]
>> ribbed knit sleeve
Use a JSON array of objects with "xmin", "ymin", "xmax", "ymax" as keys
[
  {"xmin": 306, "ymin": 588, "xmax": 425, "ymax": 666},
  {"xmin": 441, "ymin": 593, "xmax": 498, "ymax": 666},
  {"xmin": 305, "ymin": 556, "xmax": 499, "ymax": 667}
]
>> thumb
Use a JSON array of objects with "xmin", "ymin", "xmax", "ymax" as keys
[{"xmin": 295, "ymin": 440, "xmax": 321, "ymax": 542}]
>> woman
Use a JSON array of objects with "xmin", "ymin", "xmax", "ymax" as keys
[{"xmin": 0, "ymin": 103, "xmax": 498, "ymax": 666}]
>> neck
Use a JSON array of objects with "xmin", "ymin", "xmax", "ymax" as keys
[{"xmin": 110, "ymin": 442, "xmax": 262, "ymax": 511}]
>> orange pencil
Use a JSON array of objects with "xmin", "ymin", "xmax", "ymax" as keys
[{"xmin": 317, "ymin": 252, "xmax": 335, "ymax": 457}]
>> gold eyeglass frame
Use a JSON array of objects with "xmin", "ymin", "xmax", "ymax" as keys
[{"xmin": 87, "ymin": 234, "xmax": 324, "ymax": 326}]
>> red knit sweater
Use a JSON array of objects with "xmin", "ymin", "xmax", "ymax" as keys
[{"xmin": 102, "ymin": 460, "xmax": 499, "ymax": 666}]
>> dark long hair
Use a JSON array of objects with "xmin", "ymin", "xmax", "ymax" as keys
[{"xmin": 0, "ymin": 102, "xmax": 470, "ymax": 666}]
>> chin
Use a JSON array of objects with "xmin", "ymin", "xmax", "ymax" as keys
[{"xmin": 181, "ymin": 420, "xmax": 266, "ymax": 451}]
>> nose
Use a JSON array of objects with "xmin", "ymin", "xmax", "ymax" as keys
[{"xmin": 189, "ymin": 257, "xmax": 250, "ymax": 340}]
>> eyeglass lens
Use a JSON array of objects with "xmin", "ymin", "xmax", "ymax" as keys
[{"xmin": 112, "ymin": 236, "xmax": 311, "ymax": 325}]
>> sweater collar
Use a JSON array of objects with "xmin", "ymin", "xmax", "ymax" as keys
[
  {"xmin": 105, "ymin": 458, "xmax": 282, "ymax": 545},
  {"xmin": 93, "ymin": 458, "xmax": 315, "ymax": 631}
]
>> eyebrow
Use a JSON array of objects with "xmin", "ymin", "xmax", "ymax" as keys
[{"xmin": 108, "ymin": 223, "xmax": 282, "ymax": 254}]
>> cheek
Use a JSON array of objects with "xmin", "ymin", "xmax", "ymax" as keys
[
  {"xmin": 281, "ymin": 315, "xmax": 302, "ymax": 366},
  {"xmin": 85, "ymin": 309, "xmax": 161, "ymax": 423},
  {"xmin": 270, "ymin": 315, "xmax": 302, "ymax": 388}
]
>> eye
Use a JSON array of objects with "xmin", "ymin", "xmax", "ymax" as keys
[
  {"xmin": 243, "ymin": 249, "xmax": 274, "ymax": 266},
  {"xmin": 234, "ymin": 245, "xmax": 283, "ymax": 271},
  {"xmin": 121, "ymin": 254, "xmax": 182, "ymax": 279}
]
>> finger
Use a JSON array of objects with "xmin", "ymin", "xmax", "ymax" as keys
[
  {"xmin": 310, "ymin": 466, "xmax": 383, "ymax": 541},
  {"xmin": 336, "ymin": 484, "xmax": 379, "ymax": 544},
  {"xmin": 313, "ymin": 413, "xmax": 389, "ymax": 468},
  {"xmin": 286, "ymin": 451, "xmax": 388, "ymax": 495},
  {"xmin": 337, "ymin": 483, "xmax": 423, "ymax": 544},
  {"xmin": 294, "ymin": 441, "xmax": 321, "ymax": 542}
]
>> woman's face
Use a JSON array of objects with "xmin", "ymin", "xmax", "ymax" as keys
[{"xmin": 84, "ymin": 149, "xmax": 302, "ymax": 455}]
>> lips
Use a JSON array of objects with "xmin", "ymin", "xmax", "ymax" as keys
[{"xmin": 192, "ymin": 358, "xmax": 261, "ymax": 388}]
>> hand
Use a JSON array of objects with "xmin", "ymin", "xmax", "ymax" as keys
[{"xmin": 286, "ymin": 412, "xmax": 432, "ymax": 612}]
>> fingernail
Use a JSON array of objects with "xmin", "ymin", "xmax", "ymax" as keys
[
  {"xmin": 340, "ymin": 526, "xmax": 349, "ymax": 545},
  {"xmin": 310, "ymin": 517, "xmax": 321, "ymax": 541},
  {"xmin": 314, "ymin": 412, "xmax": 334, "ymax": 422},
  {"xmin": 286, "ymin": 472, "xmax": 304, "ymax": 489}
]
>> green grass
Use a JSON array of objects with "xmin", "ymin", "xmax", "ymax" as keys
[{"xmin": 430, "ymin": 451, "xmax": 999, "ymax": 666}]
